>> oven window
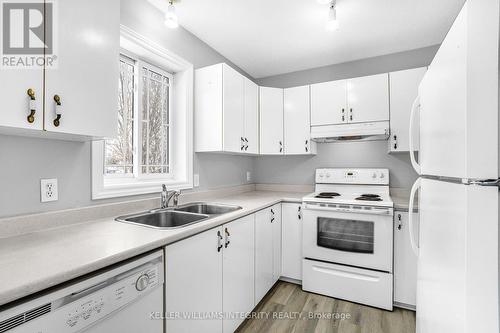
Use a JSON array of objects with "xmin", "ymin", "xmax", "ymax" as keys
[{"xmin": 317, "ymin": 217, "xmax": 374, "ymax": 253}]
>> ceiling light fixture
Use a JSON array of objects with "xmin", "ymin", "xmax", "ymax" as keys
[
  {"xmin": 164, "ymin": 0, "xmax": 179, "ymax": 29},
  {"xmin": 325, "ymin": 0, "xmax": 339, "ymax": 31}
]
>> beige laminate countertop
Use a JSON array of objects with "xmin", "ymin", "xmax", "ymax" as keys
[{"xmin": 0, "ymin": 191, "xmax": 303, "ymax": 307}]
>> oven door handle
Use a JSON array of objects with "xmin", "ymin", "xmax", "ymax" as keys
[
  {"xmin": 408, "ymin": 178, "xmax": 421, "ymax": 256},
  {"xmin": 303, "ymin": 203, "xmax": 393, "ymax": 216}
]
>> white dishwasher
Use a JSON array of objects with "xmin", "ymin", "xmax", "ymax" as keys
[{"xmin": 0, "ymin": 250, "xmax": 164, "ymax": 333}]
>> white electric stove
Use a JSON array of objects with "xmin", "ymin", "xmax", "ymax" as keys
[{"xmin": 302, "ymin": 168, "xmax": 394, "ymax": 310}]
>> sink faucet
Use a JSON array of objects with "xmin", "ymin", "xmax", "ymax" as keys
[{"xmin": 160, "ymin": 184, "xmax": 181, "ymax": 209}]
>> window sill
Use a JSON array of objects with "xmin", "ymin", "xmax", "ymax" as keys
[{"xmin": 92, "ymin": 178, "xmax": 193, "ymax": 200}]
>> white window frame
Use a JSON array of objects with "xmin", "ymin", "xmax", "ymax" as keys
[{"xmin": 92, "ymin": 25, "xmax": 194, "ymax": 200}]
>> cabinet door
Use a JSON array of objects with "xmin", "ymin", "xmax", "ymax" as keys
[
  {"xmin": 284, "ymin": 86, "xmax": 311, "ymax": 155},
  {"xmin": 310, "ymin": 80, "xmax": 347, "ymax": 126},
  {"xmin": 44, "ymin": 0, "xmax": 119, "ymax": 138},
  {"xmin": 223, "ymin": 64, "xmax": 245, "ymax": 153},
  {"xmin": 223, "ymin": 215, "xmax": 255, "ymax": 333},
  {"xmin": 259, "ymin": 87, "xmax": 283, "ymax": 155},
  {"xmin": 394, "ymin": 211, "xmax": 418, "ymax": 308},
  {"xmin": 165, "ymin": 227, "xmax": 223, "ymax": 333},
  {"xmin": 389, "ymin": 68, "xmax": 426, "ymax": 152},
  {"xmin": 0, "ymin": 71, "xmax": 43, "ymax": 132},
  {"xmin": 271, "ymin": 203, "xmax": 282, "ymax": 283},
  {"xmin": 244, "ymin": 78, "xmax": 259, "ymax": 154},
  {"xmin": 281, "ymin": 203, "xmax": 303, "ymax": 280},
  {"xmin": 347, "ymin": 73, "xmax": 389, "ymax": 123},
  {"xmin": 255, "ymin": 207, "xmax": 275, "ymax": 304}
]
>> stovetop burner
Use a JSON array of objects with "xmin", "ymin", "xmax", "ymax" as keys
[
  {"xmin": 315, "ymin": 192, "xmax": 341, "ymax": 199},
  {"xmin": 355, "ymin": 194, "xmax": 383, "ymax": 202},
  {"xmin": 360, "ymin": 194, "xmax": 380, "ymax": 198}
]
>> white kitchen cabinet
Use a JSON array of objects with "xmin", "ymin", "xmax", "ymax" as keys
[
  {"xmin": 388, "ymin": 67, "xmax": 426, "ymax": 153},
  {"xmin": 311, "ymin": 74, "xmax": 389, "ymax": 127},
  {"xmin": 195, "ymin": 63, "xmax": 259, "ymax": 154},
  {"xmin": 394, "ymin": 211, "xmax": 419, "ymax": 309},
  {"xmin": 166, "ymin": 215, "xmax": 256, "ymax": 333},
  {"xmin": 222, "ymin": 215, "xmax": 255, "ymax": 333},
  {"xmin": 347, "ymin": 73, "xmax": 389, "ymax": 124},
  {"xmin": 222, "ymin": 65, "xmax": 245, "ymax": 153},
  {"xmin": 259, "ymin": 87, "xmax": 284, "ymax": 155},
  {"xmin": 195, "ymin": 63, "xmax": 245, "ymax": 153},
  {"xmin": 165, "ymin": 227, "xmax": 223, "ymax": 333},
  {"xmin": 284, "ymin": 86, "xmax": 316, "ymax": 155},
  {"xmin": 281, "ymin": 203, "xmax": 303, "ymax": 281},
  {"xmin": 244, "ymin": 78, "xmax": 259, "ymax": 154},
  {"xmin": 310, "ymin": 80, "xmax": 348, "ymax": 126},
  {"xmin": 0, "ymin": 0, "xmax": 119, "ymax": 140},
  {"xmin": 255, "ymin": 207, "xmax": 274, "ymax": 304},
  {"xmin": 271, "ymin": 203, "xmax": 282, "ymax": 282}
]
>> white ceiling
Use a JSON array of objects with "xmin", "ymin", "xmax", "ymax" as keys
[{"xmin": 150, "ymin": 0, "xmax": 464, "ymax": 78}]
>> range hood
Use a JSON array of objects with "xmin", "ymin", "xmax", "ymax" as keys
[{"xmin": 311, "ymin": 121, "xmax": 390, "ymax": 143}]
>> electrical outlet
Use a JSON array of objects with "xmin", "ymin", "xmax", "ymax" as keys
[
  {"xmin": 194, "ymin": 174, "xmax": 200, "ymax": 187},
  {"xmin": 41, "ymin": 179, "xmax": 58, "ymax": 202},
  {"xmin": 246, "ymin": 171, "xmax": 251, "ymax": 182}
]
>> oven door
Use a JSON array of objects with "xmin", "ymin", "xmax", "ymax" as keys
[{"xmin": 302, "ymin": 204, "xmax": 393, "ymax": 272}]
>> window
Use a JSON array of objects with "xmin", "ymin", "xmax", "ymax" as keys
[
  {"xmin": 92, "ymin": 27, "xmax": 193, "ymax": 200},
  {"xmin": 104, "ymin": 55, "xmax": 172, "ymax": 178}
]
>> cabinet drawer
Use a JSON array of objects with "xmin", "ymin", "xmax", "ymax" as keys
[{"xmin": 302, "ymin": 259, "xmax": 393, "ymax": 310}]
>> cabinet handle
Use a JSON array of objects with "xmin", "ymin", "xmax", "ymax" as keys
[
  {"xmin": 224, "ymin": 228, "xmax": 231, "ymax": 248},
  {"xmin": 305, "ymin": 140, "xmax": 309, "ymax": 152},
  {"xmin": 26, "ymin": 88, "xmax": 36, "ymax": 123},
  {"xmin": 397, "ymin": 213, "xmax": 402, "ymax": 230},
  {"xmin": 298, "ymin": 206, "xmax": 302, "ymax": 220},
  {"xmin": 279, "ymin": 141, "xmax": 283, "ymax": 153},
  {"xmin": 393, "ymin": 135, "xmax": 398, "ymax": 150},
  {"xmin": 349, "ymin": 108, "xmax": 353, "ymax": 121},
  {"xmin": 217, "ymin": 230, "xmax": 223, "ymax": 252},
  {"xmin": 53, "ymin": 95, "xmax": 62, "ymax": 127}
]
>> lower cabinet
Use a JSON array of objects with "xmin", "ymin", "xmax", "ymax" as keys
[
  {"xmin": 281, "ymin": 203, "xmax": 303, "ymax": 281},
  {"xmin": 255, "ymin": 203, "xmax": 282, "ymax": 305},
  {"xmin": 394, "ymin": 211, "xmax": 419, "ymax": 308},
  {"xmin": 222, "ymin": 215, "xmax": 255, "ymax": 333},
  {"xmin": 165, "ymin": 215, "xmax": 255, "ymax": 333},
  {"xmin": 165, "ymin": 227, "xmax": 223, "ymax": 333}
]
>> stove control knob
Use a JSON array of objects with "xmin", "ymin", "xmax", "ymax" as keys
[
  {"xmin": 380, "ymin": 173, "xmax": 385, "ymax": 179},
  {"xmin": 135, "ymin": 274, "xmax": 150, "ymax": 291},
  {"xmin": 325, "ymin": 173, "xmax": 330, "ymax": 178},
  {"xmin": 372, "ymin": 173, "xmax": 377, "ymax": 178}
]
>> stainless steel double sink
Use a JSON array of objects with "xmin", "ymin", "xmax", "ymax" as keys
[{"xmin": 116, "ymin": 202, "xmax": 242, "ymax": 229}]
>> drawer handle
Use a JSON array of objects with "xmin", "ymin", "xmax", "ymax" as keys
[
  {"xmin": 27, "ymin": 88, "xmax": 36, "ymax": 123},
  {"xmin": 53, "ymin": 95, "xmax": 62, "ymax": 127},
  {"xmin": 224, "ymin": 228, "xmax": 230, "ymax": 248}
]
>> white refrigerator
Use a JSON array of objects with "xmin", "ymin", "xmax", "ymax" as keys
[{"xmin": 407, "ymin": 0, "xmax": 500, "ymax": 332}]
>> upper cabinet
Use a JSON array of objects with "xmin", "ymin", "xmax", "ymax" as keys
[
  {"xmin": 195, "ymin": 63, "xmax": 257, "ymax": 154},
  {"xmin": 284, "ymin": 86, "xmax": 316, "ymax": 155},
  {"xmin": 0, "ymin": 0, "xmax": 119, "ymax": 140},
  {"xmin": 310, "ymin": 73, "xmax": 389, "ymax": 126},
  {"xmin": 311, "ymin": 80, "xmax": 347, "ymax": 126},
  {"xmin": 388, "ymin": 67, "xmax": 427, "ymax": 153},
  {"xmin": 244, "ymin": 78, "xmax": 259, "ymax": 154},
  {"xmin": 347, "ymin": 74, "xmax": 389, "ymax": 123},
  {"xmin": 259, "ymin": 87, "xmax": 284, "ymax": 155}
]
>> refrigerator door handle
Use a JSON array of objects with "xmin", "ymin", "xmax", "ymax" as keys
[
  {"xmin": 409, "ymin": 95, "xmax": 421, "ymax": 174},
  {"xmin": 408, "ymin": 178, "xmax": 421, "ymax": 256},
  {"xmin": 468, "ymin": 178, "xmax": 500, "ymax": 187}
]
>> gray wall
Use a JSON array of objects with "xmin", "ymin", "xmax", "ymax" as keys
[
  {"xmin": 0, "ymin": 0, "xmax": 254, "ymax": 218},
  {"xmin": 254, "ymin": 46, "xmax": 439, "ymax": 189},
  {"xmin": 255, "ymin": 142, "xmax": 418, "ymax": 189},
  {"xmin": 256, "ymin": 45, "xmax": 439, "ymax": 88}
]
